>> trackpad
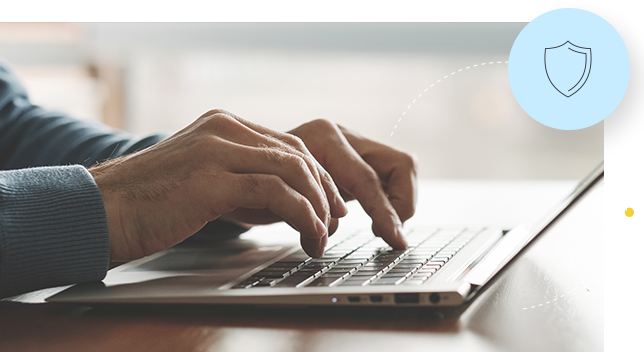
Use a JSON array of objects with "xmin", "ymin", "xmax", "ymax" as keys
[
  {"xmin": 100, "ymin": 237, "xmax": 294, "ymax": 289},
  {"xmin": 126, "ymin": 243, "xmax": 288, "ymax": 272}
]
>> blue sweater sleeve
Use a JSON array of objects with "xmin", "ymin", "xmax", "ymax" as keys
[
  {"xmin": 0, "ymin": 60, "xmax": 166, "ymax": 298},
  {"xmin": 0, "ymin": 61, "xmax": 166, "ymax": 170},
  {"xmin": 0, "ymin": 166, "xmax": 109, "ymax": 298}
]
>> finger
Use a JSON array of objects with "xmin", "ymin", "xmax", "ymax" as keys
[
  {"xmin": 358, "ymin": 154, "xmax": 417, "ymax": 224},
  {"xmin": 222, "ymin": 208, "xmax": 283, "ymax": 225},
  {"xmin": 383, "ymin": 164, "xmax": 417, "ymax": 223},
  {"xmin": 338, "ymin": 188, "xmax": 356, "ymax": 202},
  {"xmin": 221, "ymin": 142, "xmax": 331, "ymax": 227},
  {"xmin": 328, "ymin": 217, "xmax": 339, "ymax": 236},
  {"xmin": 322, "ymin": 135, "xmax": 407, "ymax": 250},
  {"xmin": 223, "ymin": 173, "xmax": 328, "ymax": 257},
  {"xmin": 340, "ymin": 126, "xmax": 417, "ymax": 223},
  {"xmin": 220, "ymin": 111, "xmax": 347, "ymax": 219}
]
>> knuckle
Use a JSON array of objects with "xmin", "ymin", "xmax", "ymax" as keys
[
  {"xmin": 205, "ymin": 108, "xmax": 226, "ymax": 116},
  {"xmin": 309, "ymin": 118, "xmax": 338, "ymax": 133},
  {"xmin": 289, "ymin": 154, "xmax": 309, "ymax": 173},
  {"xmin": 297, "ymin": 195, "xmax": 315, "ymax": 214},
  {"xmin": 361, "ymin": 168, "xmax": 381, "ymax": 187},
  {"xmin": 239, "ymin": 173, "xmax": 261, "ymax": 194},
  {"xmin": 277, "ymin": 152, "xmax": 310, "ymax": 176},
  {"xmin": 346, "ymin": 167, "xmax": 377, "ymax": 193},
  {"xmin": 201, "ymin": 110, "xmax": 240, "ymax": 129},
  {"xmin": 301, "ymin": 154, "xmax": 318, "ymax": 170},
  {"xmin": 199, "ymin": 108, "xmax": 226, "ymax": 122},
  {"xmin": 320, "ymin": 169, "xmax": 334, "ymax": 184},
  {"xmin": 262, "ymin": 174, "xmax": 286, "ymax": 194},
  {"xmin": 260, "ymin": 148, "xmax": 286, "ymax": 168},
  {"xmin": 205, "ymin": 108, "xmax": 236, "ymax": 118},
  {"xmin": 402, "ymin": 152, "xmax": 419, "ymax": 171},
  {"xmin": 285, "ymin": 134, "xmax": 307, "ymax": 151}
]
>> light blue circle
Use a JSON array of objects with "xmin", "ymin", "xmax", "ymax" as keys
[{"xmin": 509, "ymin": 8, "xmax": 630, "ymax": 130}]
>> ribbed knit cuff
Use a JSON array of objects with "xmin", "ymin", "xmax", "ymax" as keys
[{"xmin": 0, "ymin": 165, "xmax": 109, "ymax": 298}]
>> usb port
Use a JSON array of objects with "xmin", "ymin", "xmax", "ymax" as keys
[
  {"xmin": 370, "ymin": 295, "xmax": 383, "ymax": 303},
  {"xmin": 347, "ymin": 296, "xmax": 361, "ymax": 303},
  {"xmin": 394, "ymin": 293, "xmax": 419, "ymax": 304}
]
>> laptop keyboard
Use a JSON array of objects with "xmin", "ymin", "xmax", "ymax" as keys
[{"xmin": 232, "ymin": 227, "xmax": 480, "ymax": 289}]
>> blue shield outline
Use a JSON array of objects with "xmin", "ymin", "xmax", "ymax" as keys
[{"xmin": 544, "ymin": 41, "xmax": 592, "ymax": 97}]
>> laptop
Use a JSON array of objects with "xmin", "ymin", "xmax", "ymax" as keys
[{"xmin": 47, "ymin": 162, "xmax": 604, "ymax": 307}]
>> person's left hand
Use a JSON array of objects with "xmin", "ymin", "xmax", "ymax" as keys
[{"xmin": 222, "ymin": 119, "xmax": 418, "ymax": 250}]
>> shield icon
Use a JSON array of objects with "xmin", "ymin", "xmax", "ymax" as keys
[{"xmin": 544, "ymin": 41, "xmax": 592, "ymax": 97}]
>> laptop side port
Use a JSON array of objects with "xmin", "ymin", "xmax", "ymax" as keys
[
  {"xmin": 347, "ymin": 296, "xmax": 361, "ymax": 303},
  {"xmin": 394, "ymin": 293, "xmax": 419, "ymax": 304},
  {"xmin": 370, "ymin": 295, "xmax": 383, "ymax": 303},
  {"xmin": 429, "ymin": 293, "xmax": 441, "ymax": 304}
]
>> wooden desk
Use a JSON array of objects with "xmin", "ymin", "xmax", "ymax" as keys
[{"xmin": 0, "ymin": 180, "xmax": 602, "ymax": 352}]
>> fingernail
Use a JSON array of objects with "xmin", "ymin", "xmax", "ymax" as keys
[
  {"xmin": 334, "ymin": 193, "xmax": 348, "ymax": 217},
  {"xmin": 315, "ymin": 217, "xmax": 327, "ymax": 237}
]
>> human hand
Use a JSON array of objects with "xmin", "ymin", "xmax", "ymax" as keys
[
  {"xmin": 90, "ymin": 109, "xmax": 347, "ymax": 261},
  {"xmin": 289, "ymin": 120, "xmax": 417, "ymax": 250}
]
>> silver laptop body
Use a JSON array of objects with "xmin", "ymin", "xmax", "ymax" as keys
[{"xmin": 48, "ymin": 162, "xmax": 603, "ymax": 307}]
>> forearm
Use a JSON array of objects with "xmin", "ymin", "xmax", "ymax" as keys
[
  {"xmin": 0, "ymin": 104, "xmax": 168, "ymax": 169},
  {"xmin": 0, "ymin": 59, "xmax": 167, "ymax": 170}
]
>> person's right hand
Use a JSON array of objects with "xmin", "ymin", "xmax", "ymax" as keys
[{"xmin": 89, "ymin": 109, "xmax": 348, "ymax": 261}]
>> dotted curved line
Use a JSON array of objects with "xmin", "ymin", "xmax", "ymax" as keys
[
  {"xmin": 391, "ymin": 60, "xmax": 509, "ymax": 136},
  {"xmin": 606, "ymin": 117, "xmax": 628, "ymax": 165},
  {"xmin": 522, "ymin": 290, "xmax": 572, "ymax": 310}
]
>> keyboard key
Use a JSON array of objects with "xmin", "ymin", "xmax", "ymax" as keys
[
  {"xmin": 254, "ymin": 280, "xmax": 277, "ymax": 287},
  {"xmin": 417, "ymin": 268, "xmax": 438, "ymax": 275},
  {"xmin": 403, "ymin": 254, "xmax": 431, "ymax": 260},
  {"xmin": 337, "ymin": 258, "xmax": 370, "ymax": 266},
  {"xmin": 296, "ymin": 276, "xmax": 317, "ymax": 287},
  {"xmin": 394, "ymin": 277, "xmax": 408, "ymax": 285},
  {"xmin": 361, "ymin": 264, "xmax": 388, "ymax": 271},
  {"xmin": 273, "ymin": 274, "xmax": 313, "ymax": 287},
  {"xmin": 391, "ymin": 263, "xmax": 422, "ymax": 269},
  {"xmin": 299, "ymin": 263, "xmax": 330, "ymax": 272},
  {"xmin": 398, "ymin": 257, "xmax": 425, "ymax": 264},
  {"xmin": 308, "ymin": 277, "xmax": 344, "ymax": 287},
  {"xmin": 254, "ymin": 270, "xmax": 291, "ymax": 279},
  {"xmin": 378, "ymin": 271, "xmax": 408, "ymax": 279},
  {"xmin": 307, "ymin": 259, "xmax": 336, "ymax": 266},
  {"xmin": 350, "ymin": 272, "xmax": 382, "ymax": 278},
  {"xmin": 435, "ymin": 253, "xmax": 454, "ymax": 260},
  {"xmin": 320, "ymin": 272, "xmax": 346, "ymax": 279},
  {"xmin": 386, "ymin": 268, "xmax": 415, "ymax": 274},
  {"xmin": 233, "ymin": 279, "xmax": 259, "ymax": 288},
  {"xmin": 325, "ymin": 267, "xmax": 353, "ymax": 274},
  {"xmin": 280, "ymin": 252, "xmax": 311, "ymax": 261},
  {"xmin": 370, "ymin": 278, "xmax": 401, "ymax": 285},
  {"xmin": 271, "ymin": 261, "xmax": 305, "ymax": 267}
]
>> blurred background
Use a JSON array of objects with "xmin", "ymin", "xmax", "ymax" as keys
[{"xmin": 0, "ymin": 23, "xmax": 602, "ymax": 179}]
